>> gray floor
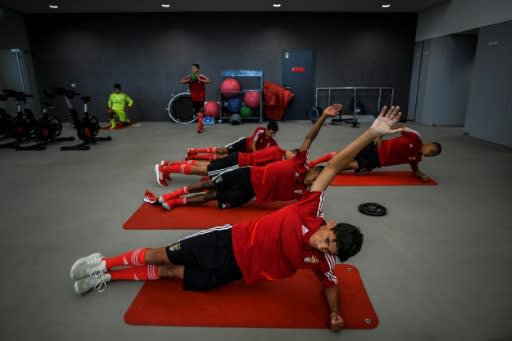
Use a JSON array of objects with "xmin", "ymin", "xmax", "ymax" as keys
[{"xmin": 1, "ymin": 120, "xmax": 511, "ymax": 341}]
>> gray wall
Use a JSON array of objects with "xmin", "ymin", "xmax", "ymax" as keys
[
  {"xmin": 26, "ymin": 13, "xmax": 416, "ymax": 121},
  {"xmin": 0, "ymin": 8, "xmax": 41, "ymax": 114},
  {"xmin": 465, "ymin": 20, "xmax": 512, "ymax": 147},
  {"xmin": 416, "ymin": 0, "xmax": 512, "ymax": 42},
  {"xmin": 0, "ymin": 8, "xmax": 30, "ymax": 49},
  {"xmin": 409, "ymin": 35, "xmax": 476, "ymax": 126}
]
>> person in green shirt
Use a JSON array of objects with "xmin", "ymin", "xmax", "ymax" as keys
[{"xmin": 108, "ymin": 83, "xmax": 134, "ymax": 128}]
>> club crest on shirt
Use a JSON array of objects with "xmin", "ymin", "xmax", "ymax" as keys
[
  {"xmin": 304, "ymin": 255, "xmax": 319, "ymax": 264},
  {"xmin": 168, "ymin": 242, "xmax": 181, "ymax": 252}
]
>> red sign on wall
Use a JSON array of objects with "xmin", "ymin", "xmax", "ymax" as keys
[{"xmin": 291, "ymin": 66, "xmax": 305, "ymax": 73}]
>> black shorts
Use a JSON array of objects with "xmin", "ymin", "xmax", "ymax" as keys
[
  {"xmin": 212, "ymin": 167, "xmax": 255, "ymax": 209},
  {"xmin": 166, "ymin": 225, "xmax": 243, "ymax": 291},
  {"xmin": 192, "ymin": 101, "xmax": 204, "ymax": 114},
  {"xmin": 207, "ymin": 153, "xmax": 239, "ymax": 177},
  {"xmin": 225, "ymin": 137, "xmax": 247, "ymax": 153},
  {"xmin": 354, "ymin": 142, "xmax": 381, "ymax": 173}
]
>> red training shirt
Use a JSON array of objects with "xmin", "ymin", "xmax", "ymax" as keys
[
  {"xmin": 245, "ymin": 127, "xmax": 278, "ymax": 151},
  {"xmin": 377, "ymin": 128, "xmax": 423, "ymax": 171},
  {"xmin": 238, "ymin": 146, "xmax": 286, "ymax": 167},
  {"xmin": 250, "ymin": 150, "xmax": 309, "ymax": 203},
  {"xmin": 232, "ymin": 191, "xmax": 337, "ymax": 287},
  {"xmin": 188, "ymin": 74, "xmax": 206, "ymax": 102}
]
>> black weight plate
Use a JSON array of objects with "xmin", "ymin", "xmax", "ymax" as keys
[{"xmin": 358, "ymin": 202, "xmax": 387, "ymax": 217}]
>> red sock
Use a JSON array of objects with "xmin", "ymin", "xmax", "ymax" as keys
[
  {"xmin": 160, "ymin": 186, "xmax": 189, "ymax": 202},
  {"xmin": 191, "ymin": 153, "xmax": 217, "ymax": 161},
  {"xmin": 189, "ymin": 147, "xmax": 216, "ymax": 154},
  {"xmin": 170, "ymin": 160, "xmax": 197, "ymax": 166},
  {"xmin": 103, "ymin": 248, "xmax": 147, "ymax": 270},
  {"xmin": 310, "ymin": 151, "xmax": 337, "ymax": 167},
  {"xmin": 197, "ymin": 112, "xmax": 204, "ymax": 133},
  {"xmin": 109, "ymin": 265, "xmax": 160, "ymax": 281},
  {"xmin": 164, "ymin": 197, "xmax": 187, "ymax": 209},
  {"xmin": 164, "ymin": 163, "xmax": 193, "ymax": 175}
]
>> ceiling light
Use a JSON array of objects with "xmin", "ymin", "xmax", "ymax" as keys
[
  {"xmin": 161, "ymin": 3, "xmax": 170, "ymax": 8},
  {"xmin": 381, "ymin": 4, "xmax": 391, "ymax": 8},
  {"xmin": 273, "ymin": 4, "xmax": 282, "ymax": 8},
  {"xmin": 49, "ymin": 4, "xmax": 59, "ymax": 9}
]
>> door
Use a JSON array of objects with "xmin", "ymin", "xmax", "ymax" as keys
[{"xmin": 282, "ymin": 50, "xmax": 315, "ymax": 120}]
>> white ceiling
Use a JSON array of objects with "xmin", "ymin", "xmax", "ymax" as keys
[{"xmin": 0, "ymin": 0, "xmax": 450, "ymax": 14}]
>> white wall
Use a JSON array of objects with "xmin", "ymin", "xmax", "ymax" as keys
[
  {"xmin": 464, "ymin": 21, "xmax": 512, "ymax": 147},
  {"xmin": 416, "ymin": 0, "xmax": 512, "ymax": 42}
]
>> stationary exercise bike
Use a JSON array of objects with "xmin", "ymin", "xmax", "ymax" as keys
[
  {"xmin": 51, "ymin": 87, "xmax": 111, "ymax": 151},
  {"xmin": 0, "ymin": 93, "xmax": 14, "ymax": 139},
  {"xmin": 0, "ymin": 90, "xmax": 38, "ymax": 148},
  {"xmin": 16, "ymin": 89, "xmax": 75, "ymax": 151}
]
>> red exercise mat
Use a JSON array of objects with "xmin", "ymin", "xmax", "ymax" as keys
[
  {"xmin": 124, "ymin": 264, "xmax": 378, "ymax": 329},
  {"xmin": 123, "ymin": 201, "xmax": 292, "ymax": 230},
  {"xmin": 331, "ymin": 171, "xmax": 437, "ymax": 186},
  {"xmin": 101, "ymin": 121, "xmax": 137, "ymax": 130}
]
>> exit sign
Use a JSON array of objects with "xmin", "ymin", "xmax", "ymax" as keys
[{"xmin": 291, "ymin": 66, "xmax": 305, "ymax": 73}]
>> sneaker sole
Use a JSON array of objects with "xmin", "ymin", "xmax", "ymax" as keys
[
  {"xmin": 70, "ymin": 252, "xmax": 102, "ymax": 280},
  {"xmin": 155, "ymin": 164, "xmax": 166, "ymax": 187}
]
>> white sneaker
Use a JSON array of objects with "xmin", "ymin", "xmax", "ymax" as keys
[
  {"xmin": 74, "ymin": 272, "xmax": 112, "ymax": 295},
  {"xmin": 162, "ymin": 201, "xmax": 172, "ymax": 211},
  {"xmin": 70, "ymin": 253, "xmax": 105, "ymax": 280}
]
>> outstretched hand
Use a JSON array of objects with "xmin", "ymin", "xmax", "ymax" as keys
[
  {"xmin": 322, "ymin": 104, "xmax": 343, "ymax": 118},
  {"xmin": 370, "ymin": 105, "xmax": 403, "ymax": 136}
]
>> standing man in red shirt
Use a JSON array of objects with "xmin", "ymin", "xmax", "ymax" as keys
[
  {"xmin": 180, "ymin": 64, "xmax": 210, "ymax": 133},
  {"xmin": 69, "ymin": 106, "xmax": 403, "ymax": 332},
  {"xmin": 308, "ymin": 127, "xmax": 442, "ymax": 181},
  {"xmin": 186, "ymin": 121, "xmax": 279, "ymax": 159},
  {"xmin": 147, "ymin": 104, "xmax": 342, "ymax": 210}
]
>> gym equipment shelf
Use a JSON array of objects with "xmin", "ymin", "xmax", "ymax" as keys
[
  {"xmin": 315, "ymin": 86, "xmax": 394, "ymax": 127},
  {"xmin": 219, "ymin": 69, "xmax": 263, "ymax": 123}
]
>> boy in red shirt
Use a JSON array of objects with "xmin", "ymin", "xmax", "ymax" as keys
[
  {"xmin": 308, "ymin": 127, "xmax": 442, "ymax": 181},
  {"xmin": 180, "ymin": 64, "xmax": 210, "ymax": 133},
  {"xmin": 154, "ymin": 145, "xmax": 297, "ymax": 186},
  {"xmin": 70, "ymin": 106, "xmax": 403, "ymax": 332},
  {"xmin": 186, "ymin": 121, "xmax": 279, "ymax": 159},
  {"xmin": 147, "ymin": 104, "xmax": 342, "ymax": 210}
]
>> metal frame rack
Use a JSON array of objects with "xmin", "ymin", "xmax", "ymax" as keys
[
  {"xmin": 315, "ymin": 86, "xmax": 394, "ymax": 127},
  {"xmin": 219, "ymin": 69, "xmax": 264, "ymax": 123}
]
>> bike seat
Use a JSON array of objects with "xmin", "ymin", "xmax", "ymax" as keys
[{"xmin": 81, "ymin": 96, "xmax": 91, "ymax": 102}]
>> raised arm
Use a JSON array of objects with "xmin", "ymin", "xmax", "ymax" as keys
[
  {"xmin": 299, "ymin": 104, "xmax": 342, "ymax": 152},
  {"xmin": 310, "ymin": 106, "xmax": 403, "ymax": 192}
]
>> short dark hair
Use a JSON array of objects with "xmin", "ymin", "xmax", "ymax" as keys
[
  {"xmin": 113, "ymin": 83, "xmax": 121, "ymax": 89},
  {"xmin": 267, "ymin": 120, "xmax": 279, "ymax": 132},
  {"xmin": 313, "ymin": 165, "xmax": 325, "ymax": 173},
  {"xmin": 290, "ymin": 148, "xmax": 300, "ymax": 155},
  {"xmin": 332, "ymin": 223, "xmax": 363, "ymax": 262},
  {"xmin": 192, "ymin": 64, "xmax": 200, "ymax": 69},
  {"xmin": 432, "ymin": 142, "xmax": 442, "ymax": 155}
]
